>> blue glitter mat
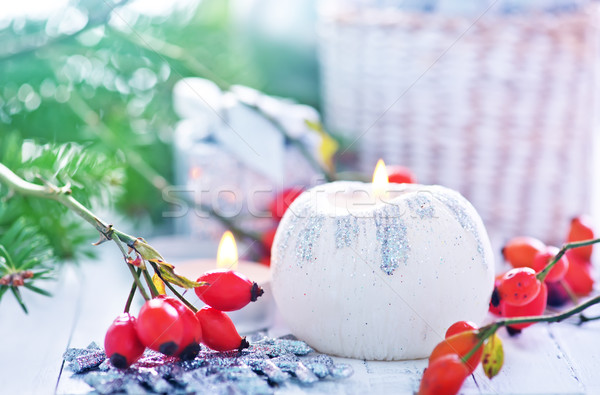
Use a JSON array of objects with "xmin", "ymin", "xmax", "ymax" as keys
[{"xmin": 62, "ymin": 334, "xmax": 353, "ymax": 394}]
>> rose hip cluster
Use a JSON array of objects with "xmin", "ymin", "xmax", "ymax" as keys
[
  {"xmin": 490, "ymin": 215, "xmax": 595, "ymax": 332},
  {"xmin": 418, "ymin": 215, "xmax": 597, "ymax": 395},
  {"xmin": 104, "ymin": 270, "xmax": 263, "ymax": 369}
]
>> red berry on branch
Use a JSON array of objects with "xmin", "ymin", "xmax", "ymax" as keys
[
  {"xmin": 418, "ymin": 354, "xmax": 470, "ymax": 395},
  {"xmin": 387, "ymin": 165, "xmax": 417, "ymax": 184},
  {"xmin": 261, "ymin": 228, "xmax": 277, "ymax": 255},
  {"xmin": 502, "ymin": 237, "xmax": 546, "ymax": 268},
  {"xmin": 429, "ymin": 330, "xmax": 482, "ymax": 374},
  {"xmin": 195, "ymin": 269, "xmax": 264, "ymax": 312},
  {"xmin": 497, "ymin": 267, "xmax": 541, "ymax": 306},
  {"xmin": 563, "ymin": 251, "xmax": 594, "ymax": 296},
  {"xmin": 504, "ymin": 282, "xmax": 548, "ymax": 331},
  {"xmin": 269, "ymin": 187, "xmax": 304, "ymax": 220},
  {"xmin": 567, "ymin": 216, "xmax": 595, "ymax": 261},
  {"xmin": 136, "ymin": 298, "xmax": 185, "ymax": 356},
  {"xmin": 259, "ymin": 256, "xmax": 271, "ymax": 267},
  {"xmin": 162, "ymin": 297, "xmax": 202, "ymax": 360},
  {"xmin": 532, "ymin": 246, "xmax": 569, "ymax": 283},
  {"xmin": 104, "ymin": 313, "xmax": 145, "ymax": 369},
  {"xmin": 445, "ymin": 321, "xmax": 478, "ymax": 339},
  {"xmin": 195, "ymin": 307, "xmax": 249, "ymax": 352}
]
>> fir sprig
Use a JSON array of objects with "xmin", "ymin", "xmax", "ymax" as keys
[{"xmin": 0, "ymin": 134, "xmax": 124, "ymax": 312}]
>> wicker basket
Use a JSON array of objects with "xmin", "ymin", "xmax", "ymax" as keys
[{"xmin": 319, "ymin": 5, "xmax": 597, "ymax": 248}]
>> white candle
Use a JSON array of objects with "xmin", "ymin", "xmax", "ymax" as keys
[
  {"xmin": 271, "ymin": 160, "xmax": 495, "ymax": 360},
  {"xmin": 175, "ymin": 232, "xmax": 274, "ymax": 333}
]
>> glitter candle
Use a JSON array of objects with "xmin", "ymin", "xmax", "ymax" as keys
[{"xmin": 270, "ymin": 162, "xmax": 495, "ymax": 360}]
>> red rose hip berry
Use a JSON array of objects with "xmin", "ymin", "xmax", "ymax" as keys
[
  {"xmin": 419, "ymin": 354, "xmax": 470, "ymax": 395},
  {"xmin": 195, "ymin": 269, "xmax": 264, "ymax": 312},
  {"xmin": 261, "ymin": 228, "xmax": 277, "ymax": 254},
  {"xmin": 567, "ymin": 216, "xmax": 595, "ymax": 261},
  {"xmin": 269, "ymin": 187, "xmax": 303, "ymax": 220},
  {"xmin": 497, "ymin": 267, "xmax": 541, "ymax": 306},
  {"xmin": 387, "ymin": 165, "xmax": 417, "ymax": 184},
  {"xmin": 563, "ymin": 251, "xmax": 594, "ymax": 296},
  {"xmin": 196, "ymin": 307, "xmax": 249, "ymax": 352},
  {"xmin": 104, "ymin": 313, "xmax": 145, "ymax": 369},
  {"xmin": 504, "ymin": 282, "xmax": 548, "ymax": 330},
  {"xmin": 162, "ymin": 297, "xmax": 202, "ymax": 360},
  {"xmin": 445, "ymin": 321, "xmax": 478, "ymax": 339},
  {"xmin": 532, "ymin": 246, "xmax": 569, "ymax": 283},
  {"xmin": 429, "ymin": 330, "xmax": 482, "ymax": 374},
  {"xmin": 502, "ymin": 237, "xmax": 546, "ymax": 268},
  {"xmin": 136, "ymin": 298, "xmax": 185, "ymax": 356}
]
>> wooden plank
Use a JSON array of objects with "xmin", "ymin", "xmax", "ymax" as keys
[
  {"xmin": 548, "ymin": 304, "xmax": 600, "ymax": 394},
  {"xmin": 476, "ymin": 324, "xmax": 584, "ymax": 394},
  {"xmin": 0, "ymin": 265, "xmax": 81, "ymax": 395}
]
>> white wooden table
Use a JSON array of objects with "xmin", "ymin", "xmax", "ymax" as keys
[{"xmin": 1, "ymin": 236, "xmax": 599, "ymax": 394}]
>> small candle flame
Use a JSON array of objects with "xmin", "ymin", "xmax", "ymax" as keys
[
  {"xmin": 372, "ymin": 159, "xmax": 389, "ymax": 199},
  {"xmin": 217, "ymin": 231, "xmax": 238, "ymax": 270},
  {"xmin": 189, "ymin": 166, "xmax": 202, "ymax": 180}
]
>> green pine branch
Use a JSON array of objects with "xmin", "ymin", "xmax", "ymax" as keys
[{"xmin": 0, "ymin": 134, "xmax": 124, "ymax": 312}]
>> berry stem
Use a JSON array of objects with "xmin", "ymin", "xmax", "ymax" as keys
[
  {"xmin": 494, "ymin": 295, "xmax": 600, "ymax": 327},
  {"xmin": 461, "ymin": 324, "xmax": 498, "ymax": 363},
  {"xmin": 124, "ymin": 268, "xmax": 141, "ymax": 313},
  {"xmin": 142, "ymin": 267, "xmax": 159, "ymax": 298},
  {"xmin": 126, "ymin": 263, "xmax": 149, "ymax": 301},
  {"xmin": 113, "ymin": 237, "xmax": 150, "ymax": 301},
  {"xmin": 148, "ymin": 261, "xmax": 198, "ymax": 313},
  {"xmin": 461, "ymin": 295, "xmax": 600, "ymax": 365},
  {"xmin": 537, "ymin": 238, "xmax": 600, "ymax": 282}
]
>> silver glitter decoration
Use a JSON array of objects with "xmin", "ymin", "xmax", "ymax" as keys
[
  {"xmin": 335, "ymin": 216, "xmax": 359, "ymax": 249},
  {"xmin": 276, "ymin": 204, "xmax": 310, "ymax": 260},
  {"xmin": 63, "ymin": 342, "xmax": 106, "ymax": 373},
  {"xmin": 295, "ymin": 215, "xmax": 324, "ymax": 264},
  {"xmin": 64, "ymin": 335, "xmax": 353, "ymax": 394},
  {"xmin": 271, "ymin": 355, "xmax": 319, "ymax": 384},
  {"xmin": 374, "ymin": 205, "xmax": 410, "ymax": 275},
  {"xmin": 435, "ymin": 192, "xmax": 485, "ymax": 259},
  {"xmin": 407, "ymin": 193, "xmax": 436, "ymax": 219}
]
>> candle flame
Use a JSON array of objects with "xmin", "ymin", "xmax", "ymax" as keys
[
  {"xmin": 217, "ymin": 231, "xmax": 238, "ymax": 270},
  {"xmin": 189, "ymin": 166, "xmax": 202, "ymax": 180},
  {"xmin": 372, "ymin": 159, "xmax": 389, "ymax": 199}
]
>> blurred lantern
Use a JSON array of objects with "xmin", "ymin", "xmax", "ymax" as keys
[{"xmin": 172, "ymin": 78, "xmax": 330, "ymax": 242}]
